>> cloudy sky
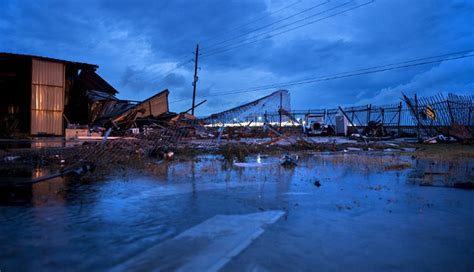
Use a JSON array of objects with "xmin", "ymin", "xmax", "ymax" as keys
[{"xmin": 1, "ymin": 0, "xmax": 473, "ymax": 115}]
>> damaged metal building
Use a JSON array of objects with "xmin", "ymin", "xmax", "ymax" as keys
[
  {"xmin": 0, "ymin": 53, "xmax": 170, "ymax": 137},
  {"xmin": 202, "ymin": 90, "xmax": 292, "ymax": 126}
]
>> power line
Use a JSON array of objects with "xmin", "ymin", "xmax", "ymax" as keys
[
  {"xmin": 143, "ymin": 1, "xmax": 304, "ymax": 89},
  {"xmin": 200, "ymin": 1, "xmax": 371, "ymax": 58},
  {"xmin": 201, "ymin": 0, "xmax": 330, "ymax": 51},
  {"xmin": 213, "ymin": 49, "xmax": 474, "ymax": 93},
  {"xmin": 169, "ymin": 50, "xmax": 474, "ymax": 104},
  {"xmin": 239, "ymin": 53, "xmax": 474, "ymax": 92},
  {"xmin": 146, "ymin": 1, "xmax": 363, "ymax": 92},
  {"xmin": 143, "ymin": 56, "xmax": 193, "ymax": 83},
  {"xmin": 201, "ymin": 0, "xmax": 302, "ymax": 44},
  {"xmin": 140, "ymin": 2, "xmax": 366, "ymax": 95},
  {"xmin": 201, "ymin": 1, "xmax": 373, "ymax": 58}
]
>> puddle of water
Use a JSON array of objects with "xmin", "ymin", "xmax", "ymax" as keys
[
  {"xmin": 118, "ymin": 210, "xmax": 284, "ymax": 271},
  {"xmin": 0, "ymin": 154, "xmax": 473, "ymax": 271}
]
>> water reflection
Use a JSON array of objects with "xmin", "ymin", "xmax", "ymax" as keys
[
  {"xmin": 0, "ymin": 154, "xmax": 473, "ymax": 271},
  {"xmin": 0, "ymin": 167, "xmax": 68, "ymax": 205},
  {"xmin": 409, "ymin": 158, "xmax": 474, "ymax": 186},
  {"xmin": 2, "ymin": 153, "xmax": 472, "ymax": 206},
  {"xmin": 31, "ymin": 175, "xmax": 66, "ymax": 206}
]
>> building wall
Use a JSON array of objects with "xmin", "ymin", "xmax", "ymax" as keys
[
  {"xmin": 0, "ymin": 57, "xmax": 32, "ymax": 134},
  {"xmin": 30, "ymin": 59, "xmax": 65, "ymax": 135}
]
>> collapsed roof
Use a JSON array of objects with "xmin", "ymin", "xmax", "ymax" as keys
[
  {"xmin": 201, "ymin": 90, "xmax": 291, "ymax": 123},
  {"xmin": 0, "ymin": 52, "xmax": 169, "ymax": 135}
]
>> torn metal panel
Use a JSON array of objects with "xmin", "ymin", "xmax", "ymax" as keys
[
  {"xmin": 108, "ymin": 89, "xmax": 170, "ymax": 128},
  {"xmin": 86, "ymin": 90, "xmax": 119, "ymax": 124},
  {"xmin": 134, "ymin": 89, "xmax": 169, "ymax": 117},
  {"xmin": 63, "ymin": 70, "xmax": 124, "ymax": 126},
  {"xmin": 78, "ymin": 69, "xmax": 118, "ymax": 95}
]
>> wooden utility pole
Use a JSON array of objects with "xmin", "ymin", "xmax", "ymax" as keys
[{"xmin": 191, "ymin": 44, "xmax": 199, "ymax": 115}]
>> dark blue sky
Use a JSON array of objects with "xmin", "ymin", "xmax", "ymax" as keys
[{"xmin": 1, "ymin": 0, "xmax": 473, "ymax": 115}]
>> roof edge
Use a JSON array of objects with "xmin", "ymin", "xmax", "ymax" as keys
[{"xmin": 0, "ymin": 52, "xmax": 98, "ymax": 69}]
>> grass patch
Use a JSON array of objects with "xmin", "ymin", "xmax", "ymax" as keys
[
  {"xmin": 412, "ymin": 143, "xmax": 474, "ymax": 162},
  {"xmin": 384, "ymin": 162, "xmax": 412, "ymax": 171}
]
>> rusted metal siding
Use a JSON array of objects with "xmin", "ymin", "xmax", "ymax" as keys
[{"xmin": 30, "ymin": 59, "xmax": 65, "ymax": 135}]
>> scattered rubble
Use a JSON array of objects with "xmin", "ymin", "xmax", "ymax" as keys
[
  {"xmin": 1, "ymin": 90, "xmax": 473, "ymax": 186},
  {"xmin": 280, "ymin": 154, "xmax": 298, "ymax": 167}
]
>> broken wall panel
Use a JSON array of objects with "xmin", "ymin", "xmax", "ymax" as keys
[
  {"xmin": 135, "ymin": 90, "xmax": 169, "ymax": 118},
  {"xmin": 110, "ymin": 90, "xmax": 169, "ymax": 127},
  {"xmin": 30, "ymin": 59, "xmax": 65, "ymax": 135}
]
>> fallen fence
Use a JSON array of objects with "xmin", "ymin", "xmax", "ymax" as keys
[{"xmin": 225, "ymin": 93, "xmax": 473, "ymax": 137}]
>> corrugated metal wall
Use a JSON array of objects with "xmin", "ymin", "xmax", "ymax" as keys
[
  {"xmin": 136, "ymin": 92, "xmax": 169, "ymax": 118},
  {"xmin": 31, "ymin": 59, "xmax": 65, "ymax": 135}
]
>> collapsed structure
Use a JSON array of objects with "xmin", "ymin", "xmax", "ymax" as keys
[
  {"xmin": 1, "ymin": 55, "xmax": 473, "ymax": 188},
  {"xmin": 91, "ymin": 89, "xmax": 170, "ymax": 129},
  {"xmin": 1, "ymin": 52, "xmax": 472, "ymax": 143},
  {"xmin": 0, "ymin": 53, "xmax": 170, "ymax": 137},
  {"xmin": 202, "ymin": 90, "xmax": 293, "ymax": 126}
]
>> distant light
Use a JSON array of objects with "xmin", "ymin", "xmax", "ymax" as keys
[
  {"xmin": 233, "ymin": 118, "xmax": 237, "ymax": 122},
  {"xmin": 258, "ymin": 116, "xmax": 262, "ymax": 121}
]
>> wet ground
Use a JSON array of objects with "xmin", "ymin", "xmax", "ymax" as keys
[{"xmin": 0, "ymin": 153, "xmax": 473, "ymax": 271}]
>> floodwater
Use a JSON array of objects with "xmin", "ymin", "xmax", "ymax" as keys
[{"xmin": 0, "ymin": 153, "xmax": 473, "ymax": 271}]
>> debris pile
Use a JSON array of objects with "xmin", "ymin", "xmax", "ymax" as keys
[
  {"xmin": 402, "ymin": 93, "xmax": 473, "ymax": 143},
  {"xmin": 2, "ymin": 90, "xmax": 474, "ymax": 188},
  {"xmin": 280, "ymin": 154, "xmax": 298, "ymax": 167}
]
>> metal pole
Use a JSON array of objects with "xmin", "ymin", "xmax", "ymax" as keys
[
  {"xmin": 279, "ymin": 91, "xmax": 282, "ymax": 129},
  {"xmin": 191, "ymin": 44, "xmax": 199, "ymax": 115},
  {"xmin": 397, "ymin": 102, "xmax": 402, "ymax": 136},
  {"xmin": 338, "ymin": 107, "xmax": 357, "ymax": 128},
  {"xmin": 468, "ymin": 106, "xmax": 472, "ymax": 127},
  {"xmin": 415, "ymin": 94, "xmax": 420, "ymax": 137},
  {"xmin": 446, "ymin": 98, "xmax": 455, "ymax": 125},
  {"xmin": 367, "ymin": 104, "xmax": 372, "ymax": 125},
  {"xmin": 380, "ymin": 108, "xmax": 384, "ymax": 125}
]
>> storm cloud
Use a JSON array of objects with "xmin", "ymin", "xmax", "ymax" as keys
[{"xmin": 1, "ymin": 0, "xmax": 472, "ymax": 115}]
